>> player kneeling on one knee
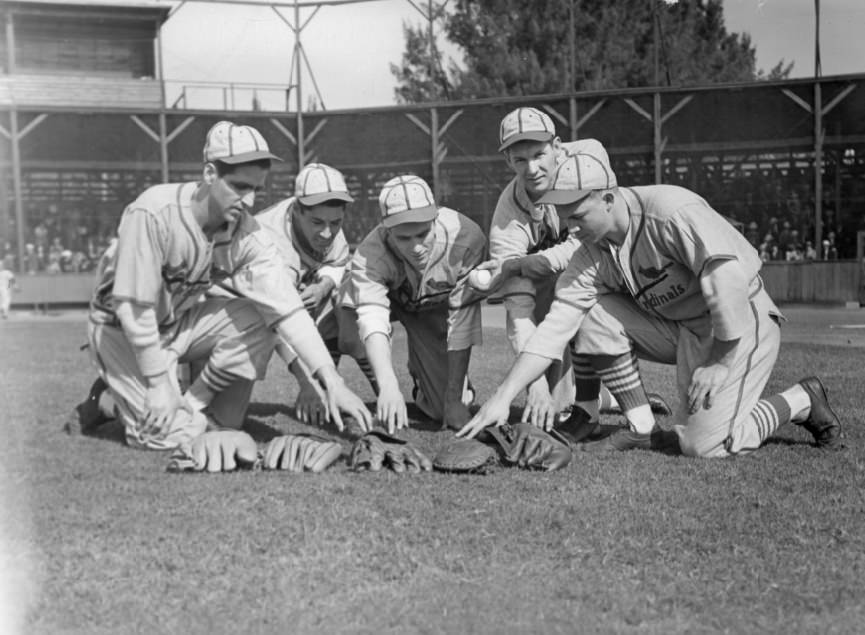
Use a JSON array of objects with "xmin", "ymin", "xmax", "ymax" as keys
[
  {"xmin": 72, "ymin": 121, "xmax": 371, "ymax": 463},
  {"xmin": 339, "ymin": 175, "xmax": 486, "ymax": 433},
  {"xmin": 458, "ymin": 146, "xmax": 841, "ymax": 457}
]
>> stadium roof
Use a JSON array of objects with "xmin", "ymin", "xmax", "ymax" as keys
[{"xmin": 1, "ymin": 0, "xmax": 172, "ymax": 19}]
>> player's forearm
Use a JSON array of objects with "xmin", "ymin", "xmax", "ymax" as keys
[
  {"xmin": 705, "ymin": 337, "xmax": 740, "ymax": 369},
  {"xmin": 364, "ymin": 332, "xmax": 401, "ymax": 392},
  {"xmin": 493, "ymin": 352, "xmax": 554, "ymax": 404},
  {"xmin": 115, "ymin": 300, "xmax": 168, "ymax": 378},
  {"xmin": 275, "ymin": 310, "xmax": 333, "ymax": 376},
  {"xmin": 701, "ymin": 258, "xmax": 749, "ymax": 341}
]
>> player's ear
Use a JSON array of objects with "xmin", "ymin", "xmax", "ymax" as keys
[
  {"xmin": 603, "ymin": 192, "xmax": 615, "ymax": 206},
  {"xmin": 202, "ymin": 162, "xmax": 218, "ymax": 185}
]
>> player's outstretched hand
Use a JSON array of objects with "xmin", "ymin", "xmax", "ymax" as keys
[
  {"xmin": 295, "ymin": 378, "xmax": 329, "ymax": 426},
  {"xmin": 141, "ymin": 376, "xmax": 190, "ymax": 440},
  {"xmin": 688, "ymin": 362, "xmax": 731, "ymax": 414},
  {"xmin": 456, "ymin": 394, "xmax": 511, "ymax": 439},
  {"xmin": 326, "ymin": 379, "xmax": 373, "ymax": 433},
  {"xmin": 376, "ymin": 381, "xmax": 408, "ymax": 434},
  {"xmin": 522, "ymin": 377, "xmax": 556, "ymax": 431},
  {"xmin": 443, "ymin": 397, "xmax": 471, "ymax": 431},
  {"xmin": 167, "ymin": 430, "xmax": 259, "ymax": 473}
]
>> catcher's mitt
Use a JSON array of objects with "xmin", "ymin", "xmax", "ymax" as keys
[
  {"xmin": 349, "ymin": 430, "xmax": 432, "ymax": 473},
  {"xmin": 262, "ymin": 434, "xmax": 343, "ymax": 473},
  {"xmin": 485, "ymin": 423, "xmax": 572, "ymax": 472},
  {"xmin": 432, "ymin": 438, "xmax": 498, "ymax": 474}
]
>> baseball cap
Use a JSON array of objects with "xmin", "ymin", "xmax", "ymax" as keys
[
  {"xmin": 537, "ymin": 151, "xmax": 618, "ymax": 205},
  {"xmin": 498, "ymin": 107, "xmax": 556, "ymax": 151},
  {"xmin": 295, "ymin": 163, "xmax": 354, "ymax": 205},
  {"xmin": 379, "ymin": 175, "xmax": 438, "ymax": 228},
  {"xmin": 203, "ymin": 121, "xmax": 282, "ymax": 165}
]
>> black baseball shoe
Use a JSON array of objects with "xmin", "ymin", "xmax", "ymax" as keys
[
  {"xmin": 63, "ymin": 377, "xmax": 110, "ymax": 436},
  {"xmin": 797, "ymin": 376, "xmax": 842, "ymax": 448},
  {"xmin": 600, "ymin": 392, "xmax": 673, "ymax": 417},
  {"xmin": 555, "ymin": 406, "xmax": 600, "ymax": 445},
  {"xmin": 580, "ymin": 426, "xmax": 680, "ymax": 454}
]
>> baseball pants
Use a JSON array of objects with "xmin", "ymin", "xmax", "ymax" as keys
[
  {"xmin": 574, "ymin": 284, "xmax": 782, "ymax": 458},
  {"xmin": 88, "ymin": 296, "xmax": 275, "ymax": 450}
]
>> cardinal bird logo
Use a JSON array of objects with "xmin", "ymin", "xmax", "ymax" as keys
[{"xmin": 638, "ymin": 261, "xmax": 674, "ymax": 279}]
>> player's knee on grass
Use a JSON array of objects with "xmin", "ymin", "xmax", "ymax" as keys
[{"xmin": 675, "ymin": 424, "xmax": 731, "ymax": 459}]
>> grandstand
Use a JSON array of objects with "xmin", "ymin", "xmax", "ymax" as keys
[{"xmin": 1, "ymin": 0, "xmax": 863, "ymax": 305}]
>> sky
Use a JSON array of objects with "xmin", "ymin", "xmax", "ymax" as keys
[{"xmin": 153, "ymin": 0, "xmax": 865, "ymax": 110}]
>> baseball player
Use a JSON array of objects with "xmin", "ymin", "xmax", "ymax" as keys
[
  {"xmin": 485, "ymin": 106, "xmax": 668, "ymax": 435},
  {"xmin": 340, "ymin": 175, "xmax": 486, "ymax": 433},
  {"xmin": 0, "ymin": 260, "xmax": 17, "ymax": 319},
  {"xmin": 459, "ymin": 148, "xmax": 842, "ymax": 458},
  {"xmin": 255, "ymin": 162, "xmax": 377, "ymax": 424},
  {"xmin": 68, "ymin": 121, "xmax": 371, "ymax": 457}
]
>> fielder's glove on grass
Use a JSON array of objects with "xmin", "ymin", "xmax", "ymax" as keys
[
  {"xmin": 349, "ymin": 430, "xmax": 432, "ymax": 473},
  {"xmin": 167, "ymin": 430, "xmax": 259, "ymax": 473},
  {"xmin": 262, "ymin": 434, "xmax": 343, "ymax": 473}
]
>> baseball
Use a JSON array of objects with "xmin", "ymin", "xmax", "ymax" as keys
[{"xmin": 469, "ymin": 269, "xmax": 493, "ymax": 291}]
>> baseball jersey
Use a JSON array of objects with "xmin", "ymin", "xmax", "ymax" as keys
[
  {"xmin": 254, "ymin": 197, "xmax": 350, "ymax": 288},
  {"xmin": 90, "ymin": 181, "xmax": 332, "ymax": 377},
  {"xmin": 524, "ymin": 184, "xmax": 764, "ymax": 361},
  {"xmin": 0, "ymin": 269, "xmax": 14, "ymax": 291},
  {"xmin": 490, "ymin": 138, "xmax": 604, "ymax": 352},
  {"xmin": 341, "ymin": 207, "xmax": 486, "ymax": 351}
]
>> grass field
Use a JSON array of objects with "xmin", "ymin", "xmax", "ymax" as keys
[{"xmin": 1, "ymin": 306, "xmax": 864, "ymax": 634}]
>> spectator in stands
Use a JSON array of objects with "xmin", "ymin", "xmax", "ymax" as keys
[
  {"xmin": 824, "ymin": 232, "xmax": 839, "ymax": 260},
  {"xmin": 804, "ymin": 241, "xmax": 817, "ymax": 260},
  {"xmin": 24, "ymin": 243, "xmax": 39, "ymax": 274},
  {"xmin": 786, "ymin": 230, "xmax": 803, "ymax": 261},
  {"xmin": 758, "ymin": 234, "xmax": 777, "ymax": 262},
  {"xmin": 1, "ymin": 241, "xmax": 15, "ymax": 271},
  {"xmin": 745, "ymin": 221, "xmax": 760, "ymax": 248}
]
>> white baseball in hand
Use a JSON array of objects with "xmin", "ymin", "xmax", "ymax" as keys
[{"xmin": 468, "ymin": 269, "xmax": 493, "ymax": 291}]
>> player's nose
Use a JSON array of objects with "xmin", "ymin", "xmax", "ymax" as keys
[{"xmin": 241, "ymin": 191, "xmax": 255, "ymax": 207}]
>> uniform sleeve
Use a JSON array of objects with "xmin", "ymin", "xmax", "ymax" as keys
[
  {"xmin": 317, "ymin": 231, "xmax": 351, "ymax": 287},
  {"xmin": 111, "ymin": 206, "xmax": 166, "ymax": 306},
  {"xmin": 227, "ymin": 231, "xmax": 333, "ymax": 374},
  {"xmin": 663, "ymin": 203, "xmax": 758, "ymax": 341},
  {"xmin": 343, "ymin": 234, "xmax": 394, "ymax": 342},
  {"xmin": 446, "ymin": 224, "xmax": 486, "ymax": 351},
  {"xmin": 522, "ymin": 246, "xmax": 603, "ymax": 360}
]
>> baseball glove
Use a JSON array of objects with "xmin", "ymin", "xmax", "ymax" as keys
[
  {"xmin": 485, "ymin": 423, "xmax": 572, "ymax": 472},
  {"xmin": 262, "ymin": 434, "xmax": 343, "ymax": 473},
  {"xmin": 167, "ymin": 430, "xmax": 259, "ymax": 473},
  {"xmin": 433, "ymin": 438, "xmax": 498, "ymax": 474},
  {"xmin": 349, "ymin": 430, "xmax": 432, "ymax": 473}
]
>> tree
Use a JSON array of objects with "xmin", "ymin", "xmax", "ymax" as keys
[{"xmin": 391, "ymin": 0, "xmax": 793, "ymax": 102}]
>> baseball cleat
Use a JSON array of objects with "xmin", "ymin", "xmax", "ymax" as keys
[
  {"xmin": 797, "ymin": 376, "xmax": 842, "ymax": 448},
  {"xmin": 580, "ymin": 426, "xmax": 680, "ymax": 453},
  {"xmin": 555, "ymin": 406, "xmax": 600, "ymax": 445},
  {"xmin": 600, "ymin": 392, "xmax": 672, "ymax": 417},
  {"xmin": 63, "ymin": 377, "xmax": 109, "ymax": 436}
]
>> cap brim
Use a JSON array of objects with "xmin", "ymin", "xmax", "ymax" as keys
[
  {"xmin": 213, "ymin": 150, "xmax": 283, "ymax": 165},
  {"xmin": 298, "ymin": 191, "xmax": 354, "ymax": 206},
  {"xmin": 498, "ymin": 131, "xmax": 554, "ymax": 152},
  {"xmin": 537, "ymin": 189, "xmax": 594, "ymax": 205},
  {"xmin": 382, "ymin": 205, "xmax": 437, "ymax": 228}
]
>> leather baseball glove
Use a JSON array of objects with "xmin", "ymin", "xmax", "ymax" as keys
[
  {"xmin": 432, "ymin": 438, "xmax": 498, "ymax": 474},
  {"xmin": 349, "ymin": 430, "xmax": 432, "ymax": 473},
  {"xmin": 167, "ymin": 430, "xmax": 259, "ymax": 473},
  {"xmin": 262, "ymin": 434, "xmax": 343, "ymax": 473},
  {"xmin": 485, "ymin": 423, "xmax": 572, "ymax": 471}
]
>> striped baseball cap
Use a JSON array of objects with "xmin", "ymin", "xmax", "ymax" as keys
[
  {"xmin": 295, "ymin": 163, "xmax": 354, "ymax": 205},
  {"xmin": 379, "ymin": 175, "xmax": 438, "ymax": 228},
  {"xmin": 538, "ymin": 150, "xmax": 618, "ymax": 205},
  {"xmin": 203, "ymin": 121, "xmax": 282, "ymax": 165},
  {"xmin": 498, "ymin": 107, "xmax": 556, "ymax": 151}
]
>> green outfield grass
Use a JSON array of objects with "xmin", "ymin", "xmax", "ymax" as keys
[{"xmin": 1, "ymin": 310, "xmax": 863, "ymax": 634}]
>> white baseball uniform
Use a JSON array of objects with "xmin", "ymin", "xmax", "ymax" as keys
[
  {"xmin": 0, "ymin": 269, "xmax": 14, "ymax": 318},
  {"xmin": 524, "ymin": 185, "xmax": 783, "ymax": 457},
  {"xmin": 489, "ymin": 139, "xmax": 606, "ymax": 406},
  {"xmin": 340, "ymin": 207, "xmax": 486, "ymax": 420},
  {"xmin": 255, "ymin": 196, "xmax": 350, "ymax": 348},
  {"xmin": 89, "ymin": 182, "xmax": 332, "ymax": 449}
]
